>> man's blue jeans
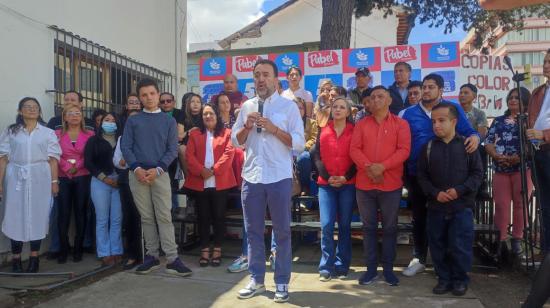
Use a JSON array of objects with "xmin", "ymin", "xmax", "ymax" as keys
[
  {"xmin": 427, "ymin": 208, "xmax": 474, "ymax": 285},
  {"xmin": 318, "ymin": 184, "xmax": 355, "ymax": 275}
]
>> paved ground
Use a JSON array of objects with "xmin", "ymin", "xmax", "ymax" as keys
[
  {"xmin": 1, "ymin": 240, "xmax": 546, "ymax": 307},
  {"xmin": 30, "ymin": 241, "xmax": 489, "ymax": 308}
]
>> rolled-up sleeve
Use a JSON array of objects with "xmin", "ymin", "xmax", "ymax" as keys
[
  {"xmin": 0, "ymin": 128, "xmax": 10, "ymax": 157},
  {"xmin": 287, "ymin": 103, "xmax": 305, "ymax": 153},
  {"xmin": 46, "ymin": 129, "xmax": 61, "ymax": 161}
]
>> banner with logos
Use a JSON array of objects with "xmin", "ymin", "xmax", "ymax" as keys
[{"xmin": 199, "ymin": 41, "xmax": 510, "ymax": 117}]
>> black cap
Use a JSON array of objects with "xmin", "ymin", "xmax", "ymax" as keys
[{"xmin": 355, "ymin": 67, "xmax": 370, "ymax": 77}]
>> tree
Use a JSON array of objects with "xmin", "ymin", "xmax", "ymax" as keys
[
  {"xmin": 319, "ymin": 0, "xmax": 354, "ymax": 50},
  {"xmin": 319, "ymin": 0, "xmax": 550, "ymax": 50}
]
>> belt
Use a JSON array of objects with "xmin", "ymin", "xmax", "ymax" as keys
[{"xmin": 10, "ymin": 161, "xmax": 48, "ymax": 191}]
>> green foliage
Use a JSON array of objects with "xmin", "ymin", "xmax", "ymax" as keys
[{"xmin": 353, "ymin": 0, "xmax": 550, "ymax": 49}]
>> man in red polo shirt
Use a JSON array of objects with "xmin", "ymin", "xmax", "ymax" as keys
[{"xmin": 350, "ymin": 85, "xmax": 411, "ymax": 286}]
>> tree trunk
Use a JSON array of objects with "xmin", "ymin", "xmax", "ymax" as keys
[{"xmin": 320, "ymin": 0, "xmax": 354, "ymax": 50}]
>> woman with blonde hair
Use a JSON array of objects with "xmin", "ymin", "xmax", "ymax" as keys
[{"xmin": 56, "ymin": 102, "xmax": 94, "ymax": 263}]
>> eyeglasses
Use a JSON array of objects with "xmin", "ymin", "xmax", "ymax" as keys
[
  {"xmin": 22, "ymin": 106, "xmax": 39, "ymax": 111},
  {"xmin": 66, "ymin": 112, "xmax": 82, "ymax": 117},
  {"xmin": 160, "ymin": 99, "xmax": 173, "ymax": 104},
  {"xmin": 127, "ymin": 100, "xmax": 140, "ymax": 105},
  {"xmin": 509, "ymin": 95, "xmax": 520, "ymax": 100}
]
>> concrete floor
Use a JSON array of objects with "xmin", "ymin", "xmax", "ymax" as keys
[{"xmin": 32, "ymin": 242, "xmax": 486, "ymax": 308}]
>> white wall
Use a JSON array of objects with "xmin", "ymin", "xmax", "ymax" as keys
[
  {"xmin": 230, "ymin": 0, "xmax": 399, "ymax": 50},
  {"xmin": 0, "ymin": 0, "xmax": 187, "ymax": 255}
]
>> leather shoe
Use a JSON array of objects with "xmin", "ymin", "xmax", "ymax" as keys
[
  {"xmin": 12, "ymin": 258, "xmax": 23, "ymax": 273},
  {"xmin": 432, "ymin": 281, "xmax": 452, "ymax": 294},
  {"xmin": 26, "ymin": 256, "xmax": 39, "ymax": 273},
  {"xmin": 452, "ymin": 282, "xmax": 468, "ymax": 296}
]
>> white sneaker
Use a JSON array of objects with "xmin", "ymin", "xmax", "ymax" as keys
[
  {"xmin": 238, "ymin": 279, "xmax": 266, "ymax": 299},
  {"xmin": 402, "ymin": 258, "xmax": 426, "ymax": 277}
]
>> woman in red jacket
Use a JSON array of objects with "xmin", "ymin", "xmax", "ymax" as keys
[
  {"xmin": 311, "ymin": 97, "xmax": 356, "ymax": 281},
  {"xmin": 184, "ymin": 103, "xmax": 236, "ymax": 267}
]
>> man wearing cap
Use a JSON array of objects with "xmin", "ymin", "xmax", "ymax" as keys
[{"xmin": 349, "ymin": 67, "xmax": 372, "ymax": 109}]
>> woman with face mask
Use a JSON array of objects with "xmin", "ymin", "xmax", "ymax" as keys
[{"xmin": 84, "ymin": 112, "xmax": 123, "ymax": 266}]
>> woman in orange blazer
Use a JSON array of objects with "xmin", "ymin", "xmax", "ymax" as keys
[{"xmin": 184, "ymin": 103, "xmax": 236, "ymax": 267}]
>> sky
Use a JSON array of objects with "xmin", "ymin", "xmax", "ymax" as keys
[{"xmin": 187, "ymin": 0, "xmax": 468, "ymax": 46}]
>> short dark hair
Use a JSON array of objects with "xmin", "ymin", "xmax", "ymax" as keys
[
  {"xmin": 253, "ymin": 59, "xmax": 278, "ymax": 77},
  {"xmin": 432, "ymin": 102, "xmax": 458, "ymax": 120},
  {"xmin": 126, "ymin": 93, "xmax": 138, "ymax": 101},
  {"xmin": 407, "ymin": 80, "xmax": 423, "ymax": 90},
  {"xmin": 136, "ymin": 78, "xmax": 159, "ymax": 95},
  {"xmin": 92, "ymin": 108, "xmax": 107, "ymax": 121},
  {"xmin": 159, "ymin": 92, "xmax": 175, "ymax": 100},
  {"xmin": 361, "ymin": 88, "xmax": 373, "ymax": 100},
  {"xmin": 423, "ymin": 73, "xmax": 444, "ymax": 89},
  {"xmin": 371, "ymin": 85, "xmax": 389, "ymax": 94},
  {"xmin": 65, "ymin": 90, "xmax": 83, "ymax": 102},
  {"xmin": 331, "ymin": 86, "xmax": 348, "ymax": 97},
  {"xmin": 460, "ymin": 83, "xmax": 478, "ymax": 94},
  {"xmin": 286, "ymin": 66, "xmax": 302, "ymax": 77},
  {"xmin": 395, "ymin": 62, "xmax": 412, "ymax": 72}
]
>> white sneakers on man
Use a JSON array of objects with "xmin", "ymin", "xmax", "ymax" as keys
[
  {"xmin": 402, "ymin": 258, "xmax": 426, "ymax": 277},
  {"xmin": 238, "ymin": 279, "xmax": 266, "ymax": 299}
]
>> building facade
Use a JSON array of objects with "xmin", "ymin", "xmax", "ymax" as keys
[
  {"xmin": 461, "ymin": 18, "xmax": 550, "ymax": 90},
  {"xmin": 0, "ymin": 0, "xmax": 187, "ymax": 255}
]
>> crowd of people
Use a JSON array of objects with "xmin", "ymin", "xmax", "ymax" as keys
[{"xmin": 0, "ymin": 50, "xmax": 549, "ymax": 304}]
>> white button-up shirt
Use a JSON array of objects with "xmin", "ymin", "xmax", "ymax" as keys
[
  {"xmin": 282, "ymin": 88, "xmax": 313, "ymax": 103},
  {"xmin": 232, "ymin": 92, "xmax": 305, "ymax": 184},
  {"xmin": 204, "ymin": 130, "xmax": 216, "ymax": 188}
]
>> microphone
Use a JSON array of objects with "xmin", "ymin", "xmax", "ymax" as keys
[
  {"xmin": 257, "ymin": 100, "xmax": 264, "ymax": 133},
  {"xmin": 504, "ymin": 55, "xmax": 513, "ymax": 71}
]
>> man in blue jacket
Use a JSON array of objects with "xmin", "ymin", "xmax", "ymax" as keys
[{"xmin": 399, "ymin": 73, "xmax": 479, "ymax": 277}]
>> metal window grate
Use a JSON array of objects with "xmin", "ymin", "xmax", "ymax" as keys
[{"xmin": 49, "ymin": 25, "xmax": 174, "ymax": 118}]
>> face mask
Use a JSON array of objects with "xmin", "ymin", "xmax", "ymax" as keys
[{"xmin": 102, "ymin": 122, "xmax": 117, "ymax": 134}]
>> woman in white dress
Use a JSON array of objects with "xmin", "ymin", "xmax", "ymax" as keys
[{"xmin": 0, "ymin": 97, "xmax": 61, "ymax": 273}]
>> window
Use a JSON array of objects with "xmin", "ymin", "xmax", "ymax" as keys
[{"xmin": 51, "ymin": 26, "xmax": 174, "ymax": 117}]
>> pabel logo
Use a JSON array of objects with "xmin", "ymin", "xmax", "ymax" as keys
[
  {"xmin": 356, "ymin": 51, "xmax": 368, "ymax": 61},
  {"xmin": 308, "ymin": 51, "xmax": 339, "ymax": 68},
  {"xmin": 282, "ymin": 55, "xmax": 293, "ymax": 66},
  {"xmin": 428, "ymin": 43, "xmax": 457, "ymax": 63},
  {"xmin": 235, "ymin": 56, "xmax": 262, "ymax": 72},
  {"xmin": 209, "ymin": 60, "xmax": 220, "ymax": 70},
  {"xmin": 384, "ymin": 46, "xmax": 416, "ymax": 63}
]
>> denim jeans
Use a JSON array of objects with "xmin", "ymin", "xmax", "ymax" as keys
[
  {"xmin": 356, "ymin": 188, "xmax": 402, "ymax": 271},
  {"xmin": 296, "ymin": 151, "xmax": 312, "ymax": 193},
  {"xmin": 242, "ymin": 179, "xmax": 292, "ymax": 285},
  {"xmin": 318, "ymin": 184, "xmax": 355, "ymax": 275},
  {"xmin": 427, "ymin": 208, "xmax": 474, "ymax": 285},
  {"xmin": 48, "ymin": 197, "xmax": 60, "ymax": 253},
  {"xmin": 90, "ymin": 177, "xmax": 123, "ymax": 258},
  {"xmin": 534, "ymin": 150, "xmax": 550, "ymax": 253}
]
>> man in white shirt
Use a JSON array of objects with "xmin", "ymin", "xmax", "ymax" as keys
[
  {"xmin": 232, "ymin": 59, "xmax": 305, "ymax": 303},
  {"xmin": 281, "ymin": 66, "xmax": 314, "ymax": 118}
]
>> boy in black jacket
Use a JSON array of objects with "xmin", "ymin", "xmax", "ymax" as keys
[{"xmin": 417, "ymin": 102, "xmax": 483, "ymax": 296}]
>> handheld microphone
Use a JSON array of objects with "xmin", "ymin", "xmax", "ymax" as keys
[
  {"xmin": 504, "ymin": 55, "xmax": 513, "ymax": 71},
  {"xmin": 257, "ymin": 100, "xmax": 264, "ymax": 133}
]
